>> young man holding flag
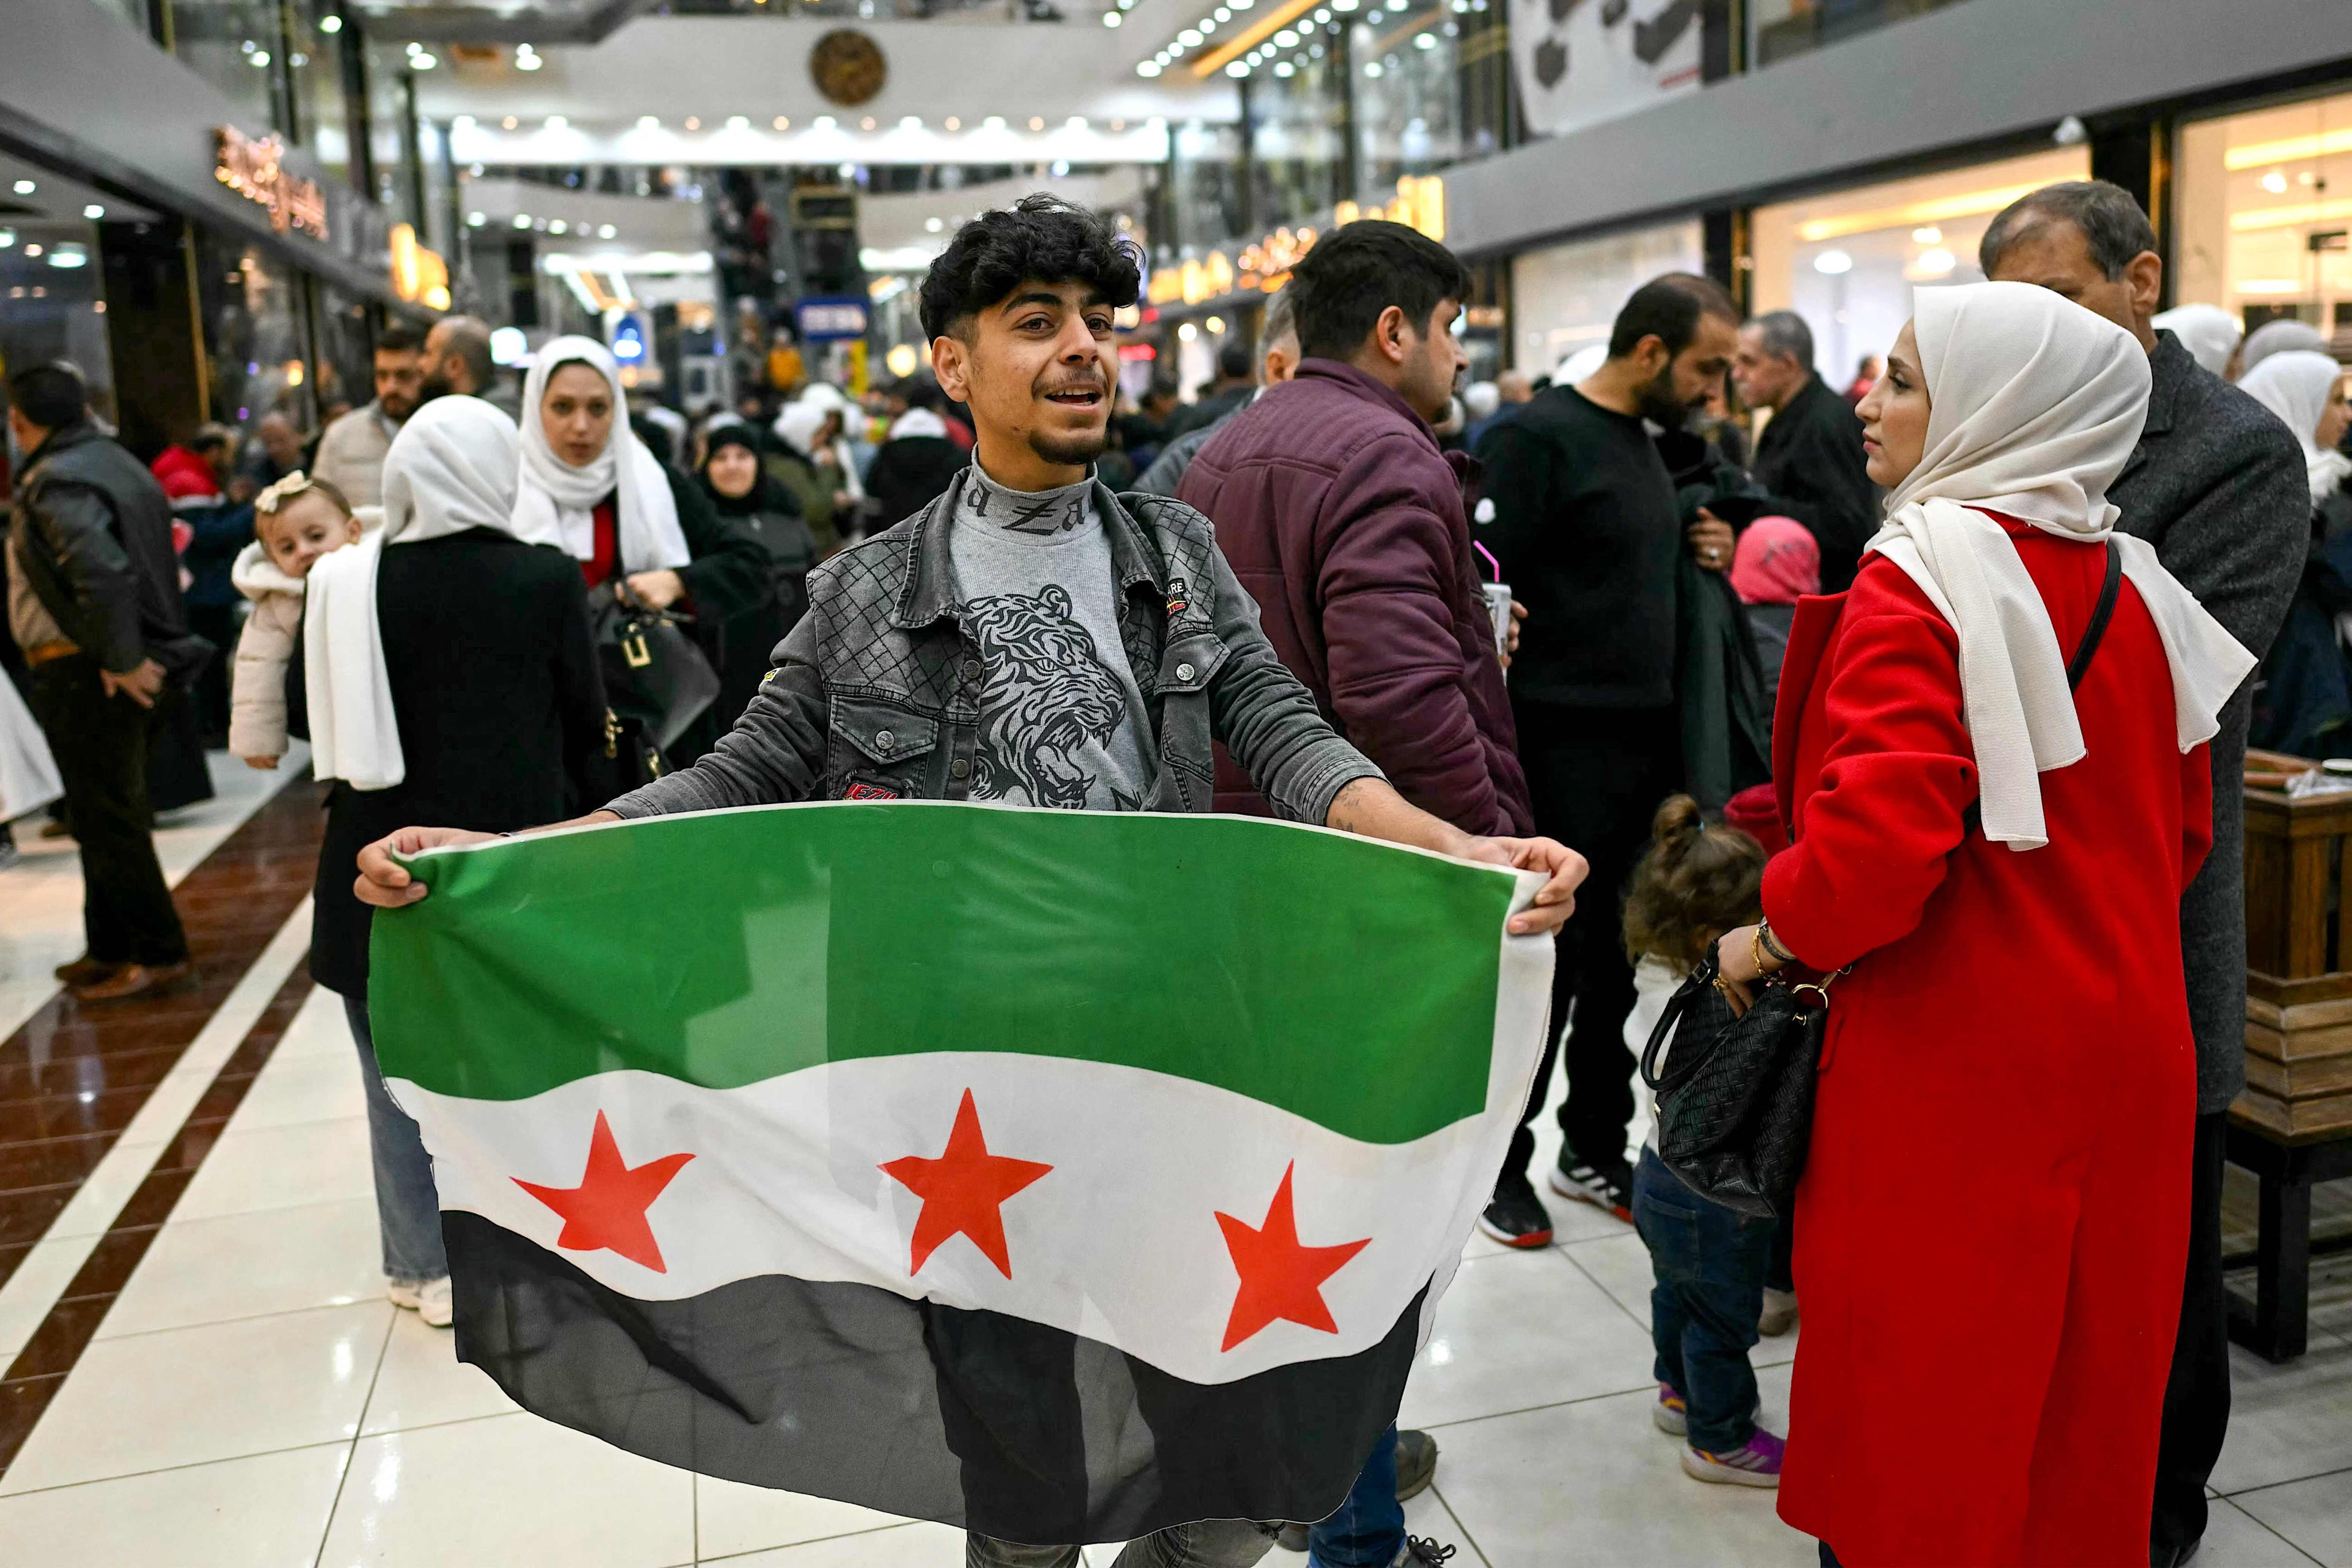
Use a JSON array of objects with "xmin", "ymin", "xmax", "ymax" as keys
[{"xmin": 356, "ymin": 195, "xmax": 1583, "ymax": 1568}]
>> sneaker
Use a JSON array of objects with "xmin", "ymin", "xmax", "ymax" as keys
[
  {"xmin": 1548, "ymin": 1157, "xmax": 1634, "ymax": 1223},
  {"xmin": 387, "ymin": 1279, "xmax": 426, "ymax": 1312},
  {"xmin": 1682, "ymin": 1428, "xmax": 1786, "ymax": 1488},
  {"xmin": 1759, "ymin": 1287, "xmax": 1799, "ymax": 1338},
  {"xmin": 1397, "ymin": 1539, "xmax": 1457, "ymax": 1566},
  {"xmin": 1476, "ymin": 1171, "xmax": 1554, "ymax": 1248},
  {"xmin": 418, "ymin": 1276, "xmax": 454, "ymax": 1328},
  {"xmin": 1654, "ymin": 1384, "xmax": 1687, "ymax": 1435},
  {"xmin": 1393, "ymin": 1428, "xmax": 1438, "ymax": 1503}
]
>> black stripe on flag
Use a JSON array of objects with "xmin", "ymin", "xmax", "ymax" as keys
[{"xmin": 445, "ymin": 1211, "xmax": 1423, "ymax": 1544}]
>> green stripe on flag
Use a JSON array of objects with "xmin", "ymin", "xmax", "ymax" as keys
[{"xmin": 367, "ymin": 803, "xmax": 1516, "ymax": 1145}]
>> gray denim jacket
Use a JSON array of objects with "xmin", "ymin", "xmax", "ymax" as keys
[{"xmin": 606, "ymin": 473, "xmax": 1381, "ymax": 824}]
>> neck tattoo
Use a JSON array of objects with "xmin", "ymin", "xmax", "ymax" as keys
[{"xmin": 963, "ymin": 462, "xmax": 1093, "ymax": 537}]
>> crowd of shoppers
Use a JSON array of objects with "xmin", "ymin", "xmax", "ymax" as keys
[{"xmin": 16, "ymin": 167, "xmax": 2342, "ymax": 1567}]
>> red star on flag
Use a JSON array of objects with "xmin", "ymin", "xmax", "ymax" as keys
[
  {"xmin": 880, "ymin": 1089, "xmax": 1053, "ymax": 1279},
  {"xmin": 1215, "ymin": 1163, "xmax": 1370, "ymax": 1351},
  {"xmin": 515, "ymin": 1110, "xmax": 694, "ymax": 1273}
]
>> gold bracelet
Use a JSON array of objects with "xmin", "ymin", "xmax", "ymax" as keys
[{"xmin": 1751, "ymin": 925, "xmax": 1771, "ymax": 979}]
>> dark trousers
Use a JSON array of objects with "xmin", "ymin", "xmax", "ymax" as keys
[
  {"xmin": 1503, "ymin": 700, "xmax": 1682, "ymax": 1180},
  {"xmin": 28, "ymin": 655, "xmax": 188, "ymax": 966},
  {"xmin": 184, "ymin": 601, "xmax": 235, "ymax": 743},
  {"xmin": 2151, "ymin": 1110, "xmax": 2231, "ymax": 1562},
  {"xmin": 1633, "ymin": 1148, "xmax": 1771, "ymax": 1454}
]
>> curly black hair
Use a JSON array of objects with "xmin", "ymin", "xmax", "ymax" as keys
[{"xmin": 918, "ymin": 194, "xmax": 1143, "ymax": 342}]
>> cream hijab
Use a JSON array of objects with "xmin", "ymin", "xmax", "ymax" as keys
[
  {"xmin": 2238, "ymin": 350, "xmax": 2352, "ymax": 505},
  {"xmin": 305, "ymin": 396, "xmax": 550, "ymax": 791},
  {"xmin": 514, "ymin": 335, "xmax": 692, "ymax": 573},
  {"xmin": 1864, "ymin": 281, "xmax": 2257, "ymax": 851}
]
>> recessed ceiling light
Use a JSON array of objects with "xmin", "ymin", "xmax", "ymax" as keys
[
  {"xmin": 944, "ymin": 116, "xmax": 961, "ymax": 130},
  {"xmin": 83, "ymin": 203, "xmax": 104, "ymax": 219},
  {"xmin": 513, "ymin": 214, "xmax": 532, "ymax": 227},
  {"xmin": 860, "ymin": 116, "xmax": 876, "ymax": 130},
  {"xmin": 1029, "ymin": 116, "xmax": 1045, "ymax": 130},
  {"xmin": 638, "ymin": 115, "xmax": 660, "ymax": 129},
  {"xmin": 409, "ymin": 51, "xmax": 434, "ymax": 68},
  {"xmin": 549, "ymin": 219, "xmax": 567, "ymax": 234},
  {"xmin": 454, "ymin": 114, "xmax": 476, "ymax": 130},
  {"xmin": 1137, "ymin": 60, "xmax": 1161, "ymax": 76},
  {"xmin": 599, "ymin": 224, "xmax": 617, "ymax": 238},
  {"xmin": 1103, "ymin": 9, "xmax": 1121, "ymax": 22},
  {"xmin": 1226, "ymin": 60, "xmax": 1249, "ymax": 75},
  {"xmin": 514, "ymin": 48, "xmax": 541, "ymax": 69},
  {"xmin": 467, "ymin": 211, "xmax": 486, "ymax": 226},
  {"xmin": 501, "ymin": 115, "xmax": 519, "ymax": 129},
  {"xmin": 984, "ymin": 115, "xmax": 1006, "ymax": 129},
  {"xmin": 773, "ymin": 115, "xmax": 790, "ymax": 129},
  {"xmin": 901, "ymin": 115, "xmax": 922, "ymax": 129},
  {"xmin": 546, "ymin": 115, "xmax": 567, "ymax": 129},
  {"xmin": 727, "ymin": 114, "xmax": 750, "ymax": 129},
  {"xmin": 1110, "ymin": 118, "xmax": 1125, "ymax": 130},
  {"xmin": 814, "ymin": 115, "xmax": 836, "ymax": 129},
  {"xmin": 251, "ymin": 49, "xmax": 272, "ymax": 66},
  {"xmin": 925, "ymin": 217, "xmax": 943, "ymax": 232},
  {"xmin": 11, "ymin": 179, "xmax": 33, "ymax": 195},
  {"xmin": 318, "ymin": 14, "xmax": 342, "ymax": 32},
  {"xmin": 1068, "ymin": 116, "xmax": 1088, "ymax": 130},
  {"xmin": 683, "ymin": 116, "xmax": 701, "ymax": 130}
]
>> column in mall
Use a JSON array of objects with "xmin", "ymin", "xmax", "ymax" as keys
[{"xmin": 2091, "ymin": 108, "xmax": 2177, "ymax": 311}]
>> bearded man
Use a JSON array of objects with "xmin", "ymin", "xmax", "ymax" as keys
[
  {"xmin": 1474, "ymin": 271, "xmax": 1743, "ymax": 1235},
  {"xmin": 353, "ymin": 193, "xmax": 1588, "ymax": 1568}
]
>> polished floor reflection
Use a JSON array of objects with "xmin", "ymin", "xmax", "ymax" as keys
[{"xmin": 0, "ymin": 781, "xmax": 2346, "ymax": 1565}]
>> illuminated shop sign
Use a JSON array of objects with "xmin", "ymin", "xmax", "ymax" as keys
[{"xmin": 212, "ymin": 126, "xmax": 329, "ymax": 240}]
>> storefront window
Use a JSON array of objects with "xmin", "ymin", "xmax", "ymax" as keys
[
  {"xmin": 193, "ymin": 231, "xmax": 312, "ymax": 435},
  {"xmin": 1353, "ymin": 1, "xmax": 1463, "ymax": 199},
  {"xmin": 1749, "ymin": 0, "xmax": 1971, "ymax": 69},
  {"xmin": 1168, "ymin": 120, "xmax": 1248, "ymax": 260},
  {"xmin": 286, "ymin": 0, "xmax": 353, "ymax": 188},
  {"xmin": 164, "ymin": 0, "xmax": 288, "ymax": 137},
  {"xmin": 1750, "ymin": 144, "xmax": 2087, "ymax": 394},
  {"xmin": 1253, "ymin": 55, "xmax": 1345, "ymax": 231},
  {"xmin": 366, "ymin": 42, "xmax": 420, "ymax": 222},
  {"xmin": 0, "ymin": 220, "xmax": 117, "ymax": 426},
  {"xmin": 1508, "ymin": 220, "xmax": 1704, "ymax": 375},
  {"xmin": 312, "ymin": 284, "xmax": 375, "ymax": 427},
  {"xmin": 2177, "ymin": 88, "xmax": 2352, "ymax": 347}
]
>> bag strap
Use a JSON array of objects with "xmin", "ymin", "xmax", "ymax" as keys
[{"xmin": 2065, "ymin": 540, "xmax": 2123, "ymax": 692}]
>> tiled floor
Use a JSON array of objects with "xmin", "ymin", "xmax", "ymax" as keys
[{"xmin": 1, "ymin": 789, "xmax": 2350, "ymax": 1565}]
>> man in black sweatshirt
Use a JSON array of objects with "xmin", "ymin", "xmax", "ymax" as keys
[{"xmin": 1473, "ymin": 273, "xmax": 1741, "ymax": 1241}]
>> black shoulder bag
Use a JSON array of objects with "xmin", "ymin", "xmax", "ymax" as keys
[
  {"xmin": 588, "ymin": 580, "xmax": 721, "ymax": 755},
  {"xmin": 1640, "ymin": 541, "xmax": 2123, "ymax": 1219}
]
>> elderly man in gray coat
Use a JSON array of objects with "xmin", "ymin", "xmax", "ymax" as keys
[{"xmin": 1984, "ymin": 180, "xmax": 2308, "ymax": 1568}]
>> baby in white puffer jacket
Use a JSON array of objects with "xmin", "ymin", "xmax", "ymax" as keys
[{"xmin": 229, "ymin": 472, "xmax": 365, "ymax": 768}]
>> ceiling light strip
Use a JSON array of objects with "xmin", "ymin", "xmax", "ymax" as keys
[
  {"xmin": 2223, "ymin": 128, "xmax": 2352, "ymax": 172},
  {"xmin": 1194, "ymin": 0, "xmax": 1323, "ymax": 76},
  {"xmin": 1790, "ymin": 182, "xmax": 2045, "ymax": 244}
]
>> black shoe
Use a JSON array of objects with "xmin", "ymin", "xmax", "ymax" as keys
[
  {"xmin": 1403, "ymin": 1538, "xmax": 1458, "ymax": 1566},
  {"xmin": 1395, "ymin": 1428, "xmax": 1438, "ymax": 1503},
  {"xmin": 1549, "ymin": 1156, "xmax": 1634, "ymax": 1223},
  {"xmin": 1476, "ymin": 1171, "xmax": 1554, "ymax": 1248},
  {"xmin": 1274, "ymin": 1521, "xmax": 1308, "ymax": 1552}
]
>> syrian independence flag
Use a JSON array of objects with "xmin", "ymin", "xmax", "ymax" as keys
[{"xmin": 369, "ymin": 801, "xmax": 1551, "ymax": 1544}]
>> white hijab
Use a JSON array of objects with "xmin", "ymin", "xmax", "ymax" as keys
[
  {"xmin": 2151, "ymin": 304, "xmax": 2242, "ymax": 379},
  {"xmin": 514, "ymin": 336, "xmax": 692, "ymax": 573},
  {"xmin": 305, "ymin": 396, "xmax": 546, "ymax": 791},
  {"xmin": 2239, "ymin": 350, "xmax": 2352, "ymax": 505},
  {"xmin": 1864, "ymin": 281, "xmax": 2257, "ymax": 851},
  {"xmin": 2241, "ymin": 319, "xmax": 2329, "ymax": 377}
]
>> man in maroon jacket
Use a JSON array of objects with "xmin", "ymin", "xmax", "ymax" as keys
[
  {"xmin": 1180, "ymin": 221, "xmax": 1532, "ymax": 840},
  {"xmin": 1177, "ymin": 219, "xmax": 1536, "ymax": 1568}
]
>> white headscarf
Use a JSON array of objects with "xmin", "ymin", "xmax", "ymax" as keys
[
  {"xmin": 771, "ymin": 385, "xmax": 866, "ymax": 501},
  {"xmin": 2241, "ymin": 319, "xmax": 2329, "ymax": 377},
  {"xmin": 514, "ymin": 336, "xmax": 692, "ymax": 573},
  {"xmin": 304, "ymin": 397, "xmax": 542, "ymax": 791},
  {"xmin": 2152, "ymin": 304, "xmax": 2242, "ymax": 379},
  {"xmin": 1864, "ymin": 282, "xmax": 2257, "ymax": 851},
  {"xmin": 2239, "ymin": 350, "xmax": 2352, "ymax": 505}
]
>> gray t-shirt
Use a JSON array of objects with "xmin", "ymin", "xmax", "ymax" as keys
[{"xmin": 947, "ymin": 465, "xmax": 1160, "ymax": 811}]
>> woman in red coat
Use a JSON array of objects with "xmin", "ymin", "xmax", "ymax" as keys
[{"xmin": 1713, "ymin": 283, "xmax": 2258, "ymax": 1567}]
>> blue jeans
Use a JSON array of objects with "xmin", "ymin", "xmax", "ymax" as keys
[
  {"xmin": 345, "ymin": 995, "xmax": 448, "ymax": 1284},
  {"xmin": 1632, "ymin": 1147, "xmax": 1772, "ymax": 1454},
  {"xmin": 1308, "ymin": 1424, "xmax": 1402, "ymax": 1567}
]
